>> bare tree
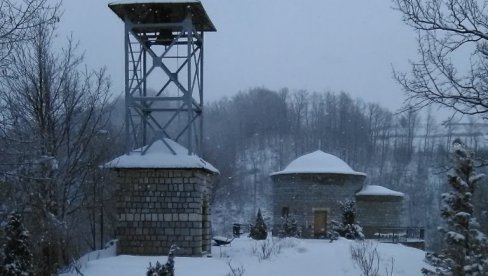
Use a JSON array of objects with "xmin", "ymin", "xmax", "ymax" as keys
[
  {"xmin": 0, "ymin": 0, "xmax": 59, "ymax": 74},
  {"xmin": 0, "ymin": 18, "xmax": 114, "ymax": 275},
  {"xmin": 393, "ymin": 0, "xmax": 488, "ymax": 117}
]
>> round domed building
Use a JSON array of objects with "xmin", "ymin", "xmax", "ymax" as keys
[{"xmin": 270, "ymin": 150, "xmax": 405, "ymax": 238}]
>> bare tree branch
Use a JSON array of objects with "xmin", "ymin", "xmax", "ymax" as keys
[
  {"xmin": 393, "ymin": 0, "xmax": 488, "ymax": 118},
  {"xmin": 0, "ymin": 0, "xmax": 60, "ymax": 75}
]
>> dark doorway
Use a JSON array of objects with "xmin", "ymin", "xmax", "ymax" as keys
[{"xmin": 313, "ymin": 210, "xmax": 327, "ymax": 238}]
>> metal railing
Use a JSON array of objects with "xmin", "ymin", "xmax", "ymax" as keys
[{"xmin": 374, "ymin": 227, "xmax": 424, "ymax": 243}]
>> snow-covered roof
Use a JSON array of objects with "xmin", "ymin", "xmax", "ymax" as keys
[
  {"xmin": 104, "ymin": 139, "xmax": 219, "ymax": 173},
  {"xmin": 108, "ymin": 0, "xmax": 216, "ymax": 32},
  {"xmin": 356, "ymin": 185, "xmax": 404, "ymax": 197},
  {"xmin": 270, "ymin": 150, "xmax": 366, "ymax": 176}
]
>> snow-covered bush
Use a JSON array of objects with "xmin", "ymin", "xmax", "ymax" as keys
[
  {"xmin": 249, "ymin": 209, "xmax": 267, "ymax": 240},
  {"xmin": 350, "ymin": 240, "xmax": 380, "ymax": 276},
  {"xmin": 278, "ymin": 214, "xmax": 301, "ymax": 238},
  {"xmin": 251, "ymin": 236, "xmax": 299, "ymax": 261},
  {"xmin": 146, "ymin": 244, "xmax": 178, "ymax": 276},
  {"xmin": 251, "ymin": 238, "xmax": 279, "ymax": 261},
  {"xmin": 332, "ymin": 200, "xmax": 364, "ymax": 240},
  {"xmin": 226, "ymin": 260, "xmax": 245, "ymax": 276},
  {"xmin": 1, "ymin": 212, "xmax": 33, "ymax": 276},
  {"xmin": 422, "ymin": 139, "xmax": 488, "ymax": 276}
]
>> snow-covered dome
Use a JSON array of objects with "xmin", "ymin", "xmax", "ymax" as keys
[
  {"xmin": 270, "ymin": 150, "xmax": 365, "ymax": 176},
  {"xmin": 356, "ymin": 185, "xmax": 404, "ymax": 198},
  {"xmin": 104, "ymin": 138, "xmax": 219, "ymax": 173}
]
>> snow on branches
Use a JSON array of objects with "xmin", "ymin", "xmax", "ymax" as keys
[{"xmin": 423, "ymin": 139, "xmax": 488, "ymax": 276}]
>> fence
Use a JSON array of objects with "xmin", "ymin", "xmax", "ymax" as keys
[{"xmin": 374, "ymin": 227, "xmax": 424, "ymax": 243}]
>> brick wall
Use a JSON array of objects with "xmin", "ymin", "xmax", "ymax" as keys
[
  {"xmin": 113, "ymin": 168, "xmax": 214, "ymax": 256},
  {"xmin": 271, "ymin": 173, "xmax": 365, "ymax": 236},
  {"xmin": 356, "ymin": 196, "xmax": 405, "ymax": 237}
]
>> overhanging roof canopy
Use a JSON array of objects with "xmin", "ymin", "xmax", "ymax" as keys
[{"xmin": 109, "ymin": 0, "xmax": 216, "ymax": 32}]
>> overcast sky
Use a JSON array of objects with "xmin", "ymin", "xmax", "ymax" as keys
[{"xmin": 57, "ymin": 0, "xmax": 418, "ymax": 110}]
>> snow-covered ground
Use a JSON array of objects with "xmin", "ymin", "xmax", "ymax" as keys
[{"xmin": 62, "ymin": 237, "xmax": 427, "ymax": 276}]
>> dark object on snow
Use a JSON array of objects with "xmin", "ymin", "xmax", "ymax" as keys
[
  {"xmin": 232, "ymin": 223, "xmax": 241, "ymax": 237},
  {"xmin": 146, "ymin": 244, "xmax": 178, "ymax": 276},
  {"xmin": 1, "ymin": 211, "xmax": 33, "ymax": 276},
  {"xmin": 249, "ymin": 209, "xmax": 268, "ymax": 240},
  {"xmin": 212, "ymin": 236, "xmax": 234, "ymax": 246}
]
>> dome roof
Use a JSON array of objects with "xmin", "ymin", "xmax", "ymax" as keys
[{"xmin": 270, "ymin": 150, "xmax": 365, "ymax": 176}]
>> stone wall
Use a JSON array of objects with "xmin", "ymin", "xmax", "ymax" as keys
[
  {"xmin": 356, "ymin": 196, "xmax": 405, "ymax": 237},
  {"xmin": 271, "ymin": 173, "xmax": 364, "ymax": 236},
  {"xmin": 113, "ymin": 168, "xmax": 214, "ymax": 256}
]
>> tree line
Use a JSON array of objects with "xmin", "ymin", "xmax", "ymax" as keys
[{"xmin": 203, "ymin": 87, "xmax": 488, "ymax": 248}]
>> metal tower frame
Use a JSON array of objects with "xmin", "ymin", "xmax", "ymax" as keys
[{"xmin": 109, "ymin": 1, "xmax": 216, "ymax": 155}]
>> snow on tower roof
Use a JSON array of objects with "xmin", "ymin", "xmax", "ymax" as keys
[
  {"xmin": 104, "ymin": 138, "xmax": 219, "ymax": 173},
  {"xmin": 270, "ymin": 150, "xmax": 366, "ymax": 176},
  {"xmin": 108, "ymin": 0, "xmax": 216, "ymax": 32},
  {"xmin": 356, "ymin": 185, "xmax": 404, "ymax": 197}
]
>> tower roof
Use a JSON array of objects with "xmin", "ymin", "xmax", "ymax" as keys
[
  {"xmin": 109, "ymin": 0, "xmax": 216, "ymax": 32},
  {"xmin": 270, "ymin": 150, "xmax": 366, "ymax": 176}
]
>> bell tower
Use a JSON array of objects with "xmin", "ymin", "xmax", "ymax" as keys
[
  {"xmin": 107, "ymin": 1, "xmax": 218, "ymax": 256},
  {"xmin": 109, "ymin": 0, "xmax": 216, "ymax": 155}
]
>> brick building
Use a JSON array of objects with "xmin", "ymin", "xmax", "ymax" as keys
[
  {"xmin": 270, "ymin": 150, "xmax": 404, "ymax": 238},
  {"xmin": 105, "ymin": 139, "xmax": 218, "ymax": 256}
]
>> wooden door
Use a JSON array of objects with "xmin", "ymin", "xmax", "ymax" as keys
[{"xmin": 313, "ymin": 210, "xmax": 327, "ymax": 237}]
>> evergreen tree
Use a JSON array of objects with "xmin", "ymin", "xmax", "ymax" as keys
[
  {"xmin": 332, "ymin": 200, "xmax": 364, "ymax": 240},
  {"xmin": 1, "ymin": 212, "xmax": 33, "ymax": 276},
  {"xmin": 147, "ymin": 244, "xmax": 178, "ymax": 276},
  {"xmin": 422, "ymin": 139, "xmax": 488, "ymax": 276},
  {"xmin": 250, "ymin": 209, "xmax": 268, "ymax": 240}
]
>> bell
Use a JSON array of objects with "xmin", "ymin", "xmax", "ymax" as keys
[{"xmin": 156, "ymin": 29, "xmax": 174, "ymax": 45}]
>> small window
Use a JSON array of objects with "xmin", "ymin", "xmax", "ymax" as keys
[{"xmin": 282, "ymin": 206, "xmax": 289, "ymax": 218}]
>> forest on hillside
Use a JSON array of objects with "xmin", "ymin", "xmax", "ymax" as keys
[{"xmin": 202, "ymin": 87, "xmax": 488, "ymax": 247}]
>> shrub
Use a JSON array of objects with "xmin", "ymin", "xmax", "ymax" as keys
[
  {"xmin": 147, "ymin": 244, "xmax": 178, "ymax": 276},
  {"xmin": 279, "ymin": 215, "xmax": 301, "ymax": 238},
  {"xmin": 1, "ymin": 212, "xmax": 33, "ymax": 276},
  {"xmin": 333, "ymin": 200, "xmax": 364, "ymax": 240}
]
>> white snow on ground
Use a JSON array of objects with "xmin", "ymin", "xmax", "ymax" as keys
[
  {"xmin": 104, "ymin": 139, "xmax": 218, "ymax": 173},
  {"xmin": 356, "ymin": 185, "xmax": 405, "ymax": 197},
  {"xmin": 271, "ymin": 150, "xmax": 366, "ymax": 176},
  {"xmin": 63, "ymin": 237, "xmax": 427, "ymax": 276}
]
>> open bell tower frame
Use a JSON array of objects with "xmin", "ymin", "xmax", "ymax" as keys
[{"xmin": 109, "ymin": 1, "xmax": 216, "ymax": 155}]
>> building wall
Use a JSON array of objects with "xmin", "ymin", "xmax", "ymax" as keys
[
  {"xmin": 356, "ymin": 196, "xmax": 405, "ymax": 237},
  {"xmin": 271, "ymin": 173, "xmax": 364, "ymax": 237},
  {"xmin": 113, "ymin": 168, "xmax": 214, "ymax": 256}
]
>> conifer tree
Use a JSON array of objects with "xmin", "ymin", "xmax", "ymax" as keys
[
  {"xmin": 250, "ymin": 209, "xmax": 268, "ymax": 240},
  {"xmin": 422, "ymin": 139, "xmax": 488, "ymax": 275},
  {"xmin": 1, "ymin": 212, "xmax": 33, "ymax": 276},
  {"xmin": 332, "ymin": 200, "xmax": 364, "ymax": 240}
]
